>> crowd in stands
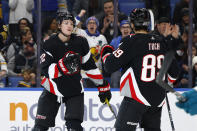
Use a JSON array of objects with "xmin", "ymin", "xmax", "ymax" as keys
[{"xmin": 0, "ymin": 0, "xmax": 196, "ymax": 88}]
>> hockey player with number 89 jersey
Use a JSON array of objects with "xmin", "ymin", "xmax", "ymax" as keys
[{"xmin": 101, "ymin": 8, "xmax": 180, "ymax": 131}]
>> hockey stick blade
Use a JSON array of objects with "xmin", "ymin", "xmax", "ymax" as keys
[
  {"xmin": 156, "ymin": 50, "xmax": 186, "ymax": 102},
  {"xmin": 105, "ymin": 98, "xmax": 117, "ymax": 119}
]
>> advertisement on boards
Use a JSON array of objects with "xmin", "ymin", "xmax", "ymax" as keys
[{"xmin": 0, "ymin": 89, "xmax": 197, "ymax": 131}]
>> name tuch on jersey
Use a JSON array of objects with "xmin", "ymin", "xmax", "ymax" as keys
[{"xmin": 148, "ymin": 43, "xmax": 160, "ymax": 51}]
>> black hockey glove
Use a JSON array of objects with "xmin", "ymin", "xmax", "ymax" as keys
[
  {"xmin": 57, "ymin": 51, "xmax": 81, "ymax": 75},
  {"xmin": 98, "ymin": 80, "xmax": 112, "ymax": 103},
  {"xmin": 100, "ymin": 44, "xmax": 114, "ymax": 63}
]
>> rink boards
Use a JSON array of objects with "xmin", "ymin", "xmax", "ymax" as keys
[{"xmin": 0, "ymin": 88, "xmax": 197, "ymax": 131}]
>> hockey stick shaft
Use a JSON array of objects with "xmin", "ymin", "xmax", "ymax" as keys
[
  {"xmin": 105, "ymin": 98, "xmax": 117, "ymax": 119},
  {"xmin": 156, "ymin": 51, "xmax": 186, "ymax": 102},
  {"xmin": 166, "ymin": 93, "xmax": 175, "ymax": 131}
]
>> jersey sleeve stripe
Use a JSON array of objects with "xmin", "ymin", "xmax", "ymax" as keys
[
  {"xmin": 85, "ymin": 68, "xmax": 103, "ymax": 79},
  {"xmin": 41, "ymin": 77, "xmax": 63, "ymax": 97},
  {"xmin": 167, "ymin": 74, "xmax": 176, "ymax": 83},
  {"xmin": 48, "ymin": 80, "xmax": 56, "ymax": 95},
  {"xmin": 82, "ymin": 51, "xmax": 91, "ymax": 64},
  {"xmin": 54, "ymin": 65, "xmax": 59, "ymax": 78},
  {"xmin": 41, "ymin": 77, "xmax": 47, "ymax": 85},
  {"xmin": 86, "ymin": 73, "xmax": 103, "ymax": 79},
  {"xmin": 102, "ymin": 53, "xmax": 110, "ymax": 63},
  {"xmin": 48, "ymin": 63, "xmax": 62, "ymax": 79}
]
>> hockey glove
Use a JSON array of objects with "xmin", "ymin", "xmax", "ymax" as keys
[
  {"xmin": 100, "ymin": 44, "xmax": 114, "ymax": 63},
  {"xmin": 57, "ymin": 51, "xmax": 81, "ymax": 75},
  {"xmin": 98, "ymin": 80, "xmax": 112, "ymax": 103}
]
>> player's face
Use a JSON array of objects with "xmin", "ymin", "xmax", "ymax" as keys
[
  {"xmin": 60, "ymin": 19, "xmax": 74, "ymax": 36},
  {"xmin": 87, "ymin": 20, "xmax": 97, "ymax": 34},
  {"xmin": 120, "ymin": 24, "xmax": 131, "ymax": 38}
]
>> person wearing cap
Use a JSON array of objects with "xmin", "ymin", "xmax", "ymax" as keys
[
  {"xmin": 76, "ymin": 16, "xmax": 107, "ymax": 67},
  {"xmin": 110, "ymin": 20, "xmax": 132, "ymax": 50},
  {"xmin": 153, "ymin": 17, "xmax": 171, "ymax": 37},
  {"xmin": 75, "ymin": 16, "xmax": 108, "ymax": 87}
]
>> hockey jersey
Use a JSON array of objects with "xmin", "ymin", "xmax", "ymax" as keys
[
  {"xmin": 40, "ymin": 34, "xmax": 104, "ymax": 97},
  {"xmin": 104, "ymin": 33, "xmax": 179, "ymax": 107}
]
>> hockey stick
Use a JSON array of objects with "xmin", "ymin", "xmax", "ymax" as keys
[
  {"xmin": 105, "ymin": 98, "xmax": 117, "ymax": 119},
  {"xmin": 156, "ymin": 50, "xmax": 186, "ymax": 102},
  {"xmin": 165, "ymin": 93, "xmax": 175, "ymax": 131}
]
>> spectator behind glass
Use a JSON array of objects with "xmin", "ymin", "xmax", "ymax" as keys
[
  {"xmin": 76, "ymin": 16, "xmax": 107, "ymax": 66},
  {"xmin": 6, "ymin": 26, "xmax": 37, "ymax": 75},
  {"xmin": 75, "ymin": 16, "xmax": 108, "ymax": 87},
  {"xmin": 0, "ymin": 19, "xmax": 8, "ymax": 50},
  {"xmin": 173, "ymin": 0, "xmax": 197, "ymax": 24},
  {"xmin": 8, "ymin": 0, "xmax": 34, "ymax": 37},
  {"xmin": 97, "ymin": 0, "xmax": 127, "ymax": 43},
  {"xmin": 42, "ymin": 16, "xmax": 58, "ymax": 41},
  {"xmin": 110, "ymin": 20, "xmax": 132, "ymax": 88},
  {"xmin": 110, "ymin": 20, "xmax": 132, "ymax": 50},
  {"xmin": 175, "ymin": 45, "xmax": 197, "ymax": 88},
  {"xmin": 154, "ymin": 17, "xmax": 171, "ymax": 37},
  {"xmin": 12, "ymin": 18, "xmax": 33, "ymax": 40},
  {"xmin": 178, "ymin": 8, "xmax": 194, "ymax": 35},
  {"xmin": 8, "ymin": 40, "xmax": 37, "ymax": 77},
  {"xmin": 17, "ymin": 68, "xmax": 36, "ymax": 88}
]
